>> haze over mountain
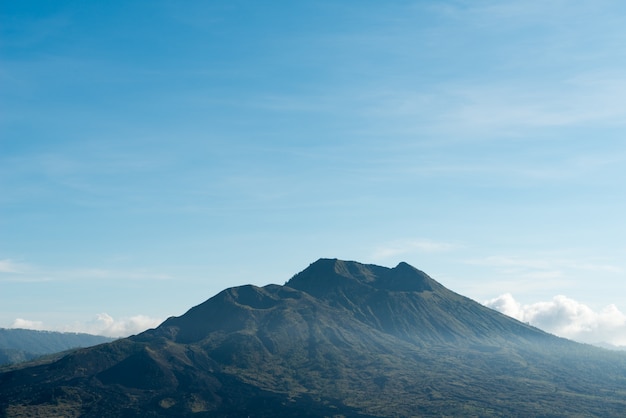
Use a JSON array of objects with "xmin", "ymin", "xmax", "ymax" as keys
[
  {"xmin": 1, "ymin": 259, "xmax": 625, "ymax": 417},
  {"xmin": 3, "ymin": 1, "xmax": 626, "ymax": 348},
  {"xmin": 0, "ymin": 329, "xmax": 114, "ymax": 366}
]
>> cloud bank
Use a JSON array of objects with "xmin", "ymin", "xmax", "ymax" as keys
[
  {"xmin": 10, "ymin": 313, "xmax": 162, "ymax": 338},
  {"xmin": 484, "ymin": 293, "xmax": 626, "ymax": 347}
]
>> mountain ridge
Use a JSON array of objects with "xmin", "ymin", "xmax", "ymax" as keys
[
  {"xmin": 287, "ymin": 258, "xmax": 550, "ymax": 346},
  {"xmin": 0, "ymin": 328, "xmax": 114, "ymax": 366},
  {"xmin": 287, "ymin": 258, "xmax": 443, "ymax": 293},
  {"xmin": 2, "ymin": 258, "xmax": 626, "ymax": 417}
]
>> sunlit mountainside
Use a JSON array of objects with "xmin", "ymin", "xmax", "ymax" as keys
[{"xmin": 1, "ymin": 259, "xmax": 625, "ymax": 417}]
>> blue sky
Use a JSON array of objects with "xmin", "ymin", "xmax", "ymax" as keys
[{"xmin": 2, "ymin": 1, "xmax": 626, "ymax": 344}]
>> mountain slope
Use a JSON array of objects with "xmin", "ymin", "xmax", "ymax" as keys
[
  {"xmin": 1, "ymin": 259, "xmax": 626, "ymax": 417},
  {"xmin": 0, "ymin": 329, "xmax": 114, "ymax": 366},
  {"xmin": 287, "ymin": 259, "xmax": 548, "ymax": 345}
]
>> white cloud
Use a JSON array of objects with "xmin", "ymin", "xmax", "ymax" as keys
[
  {"xmin": 9, "ymin": 314, "xmax": 162, "ymax": 338},
  {"xmin": 483, "ymin": 293, "xmax": 525, "ymax": 321},
  {"xmin": 372, "ymin": 238, "xmax": 456, "ymax": 261},
  {"xmin": 61, "ymin": 313, "xmax": 163, "ymax": 338},
  {"xmin": 484, "ymin": 294, "xmax": 626, "ymax": 346},
  {"xmin": 11, "ymin": 318, "xmax": 45, "ymax": 330}
]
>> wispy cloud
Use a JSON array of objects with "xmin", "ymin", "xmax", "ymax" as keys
[
  {"xmin": 467, "ymin": 255, "xmax": 623, "ymax": 275},
  {"xmin": 0, "ymin": 259, "xmax": 173, "ymax": 283},
  {"xmin": 372, "ymin": 238, "xmax": 456, "ymax": 261},
  {"xmin": 0, "ymin": 259, "xmax": 27, "ymax": 274},
  {"xmin": 63, "ymin": 268, "xmax": 173, "ymax": 281},
  {"xmin": 358, "ymin": 74, "xmax": 626, "ymax": 144},
  {"xmin": 445, "ymin": 75, "xmax": 626, "ymax": 134},
  {"xmin": 484, "ymin": 293, "xmax": 626, "ymax": 347},
  {"xmin": 10, "ymin": 313, "xmax": 162, "ymax": 338},
  {"xmin": 0, "ymin": 145, "xmax": 172, "ymax": 209},
  {"xmin": 457, "ymin": 253, "xmax": 625, "ymax": 303},
  {"xmin": 347, "ymin": 1, "xmax": 626, "ymax": 140}
]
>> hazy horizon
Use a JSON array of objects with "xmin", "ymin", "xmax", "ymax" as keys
[{"xmin": 2, "ymin": 1, "xmax": 625, "ymax": 346}]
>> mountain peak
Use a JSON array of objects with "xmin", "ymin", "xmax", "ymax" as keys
[
  {"xmin": 286, "ymin": 258, "xmax": 441, "ymax": 295},
  {"xmin": 3, "ymin": 258, "xmax": 626, "ymax": 417}
]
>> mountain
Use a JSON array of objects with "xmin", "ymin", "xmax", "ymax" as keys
[
  {"xmin": 594, "ymin": 341, "xmax": 626, "ymax": 351},
  {"xmin": 1, "ymin": 259, "xmax": 626, "ymax": 417},
  {"xmin": 0, "ymin": 329, "xmax": 114, "ymax": 366}
]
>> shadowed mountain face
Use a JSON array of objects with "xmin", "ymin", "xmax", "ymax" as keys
[
  {"xmin": 286, "ymin": 259, "xmax": 543, "ymax": 345},
  {"xmin": 2, "ymin": 259, "xmax": 626, "ymax": 417}
]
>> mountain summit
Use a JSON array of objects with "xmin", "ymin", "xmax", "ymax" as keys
[
  {"xmin": 287, "ymin": 258, "xmax": 544, "ymax": 345},
  {"xmin": 2, "ymin": 259, "xmax": 626, "ymax": 417},
  {"xmin": 287, "ymin": 258, "xmax": 441, "ymax": 293}
]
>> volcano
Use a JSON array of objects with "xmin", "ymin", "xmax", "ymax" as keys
[{"xmin": 2, "ymin": 259, "xmax": 626, "ymax": 417}]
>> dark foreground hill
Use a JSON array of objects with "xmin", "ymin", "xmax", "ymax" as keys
[
  {"xmin": 1, "ymin": 259, "xmax": 626, "ymax": 417},
  {"xmin": 0, "ymin": 329, "xmax": 114, "ymax": 366}
]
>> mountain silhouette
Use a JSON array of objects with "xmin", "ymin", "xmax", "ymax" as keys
[{"xmin": 1, "ymin": 259, "xmax": 625, "ymax": 417}]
